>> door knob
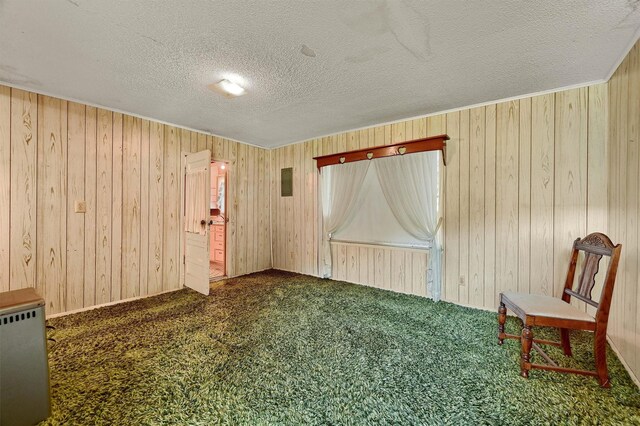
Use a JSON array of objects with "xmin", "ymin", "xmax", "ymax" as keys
[
  {"xmin": 200, "ymin": 219, "xmax": 206, "ymax": 225},
  {"xmin": 209, "ymin": 220, "xmax": 214, "ymax": 225}
]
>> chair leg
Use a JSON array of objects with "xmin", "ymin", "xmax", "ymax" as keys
[
  {"xmin": 498, "ymin": 302, "xmax": 507, "ymax": 345},
  {"xmin": 520, "ymin": 326, "xmax": 533, "ymax": 378},
  {"xmin": 560, "ymin": 328, "xmax": 572, "ymax": 357},
  {"xmin": 594, "ymin": 331, "xmax": 610, "ymax": 388}
]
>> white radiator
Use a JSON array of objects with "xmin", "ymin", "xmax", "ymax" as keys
[{"xmin": 0, "ymin": 288, "xmax": 50, "ymax": 426}]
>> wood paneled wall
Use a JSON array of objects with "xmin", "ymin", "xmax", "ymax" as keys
[
  {"xmin": 272, "ymin": 83, "xmax": 608, "ymax": 308},
  {"xmin": 0, "ymin": 84, "xmax": 270, "ymax": 315},
  {"xmin": 607, "ymin": 39, "xmax": 640, "ymax": 381},
  {"xmin": 331, "ymin": 241, "xmax": 429, "ymax": 297},
  {"xmin": 270, "ymin": 119, "xmax": 441, "ymax": 296}
]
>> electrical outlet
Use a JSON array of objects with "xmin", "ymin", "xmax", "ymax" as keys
[
  {"xmin": 74, "ymin": 200, "xmax": 86, "ymax": 213},
  {"xmin": 459, "ymin": 275, "xmax": 465, "ymax": 286}
]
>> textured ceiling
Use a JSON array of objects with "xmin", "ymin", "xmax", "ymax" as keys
[{"xmin": 1, "ymin": 1, "xmax": 639, "ymax": 148}]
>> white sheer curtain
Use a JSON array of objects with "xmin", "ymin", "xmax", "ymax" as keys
[
  {"xmin": 332, "ymin": 162, "xmax": 428, "ymax": 248},
  {"xmin": 184, "ymin": 169, "xmax": 209, "ymax": 235},
  {"xmin": 375, "ymin": 151, "xmax": 443, "ymax": 300},
  {"xmin": 319, "ymin": 161, "xmax": 370, "ymax": 277}
]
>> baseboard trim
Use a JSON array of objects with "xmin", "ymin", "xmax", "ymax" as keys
[
  {"xmin": 606, "ymin": 336, "xmax": 640, "ymax": 388},
  {"xmin": 46, "ymin": 287, "xmax": 183, "ymax": 319},
  {"xmin": 46, "ymin": 268, "xmax": 275, "ymax": 319}
]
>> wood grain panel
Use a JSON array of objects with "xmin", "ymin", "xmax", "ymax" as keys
[
  {"xmin": 197, "ymin": 133, "xmax": 207, "ymax": 152},
  {"xmin": 530, "ymin": 94, "xmax": 555, "ymax": 297},
  {"xmin": 554, "ymin": 89, "xmax": 588, "ymax": 298},
  {"xmin": 623, "ymin": 44, "xmax": 638, "ymax": 369},
  {"xmin": 624, "ymin": 46, "xmax": 640, "ymax": 372},
  {"xmin": 111, "ymin": 112, "xmax": 123, "ymax": 302},
  {"xmin": 444, "ymin": 111, "xmax": 460, "ymax": 302},
  {"xmin": 373, "ymin": 248, "xmax": 384, "ymax": 289},
  {"xmin": 272, "ymin": 147, "xmax": 280, "ymax": 269},
  {"xmin": 495, "ymin": 101, "xmax": 519, "ymax": 303},
  {"xmin": 84, "ymin": 106, "xmax": 97, "ymax": 306},
  {"xmin": 608, "ymin": 42, "xmax": 637, "ymax": 371},
  {"xmin": 213, "ymin": 136, "xmax": 224, "ymax": 160},
  {"xmin": 139, "ymin": 120, "xmax": 150, "ymax": 297},
  {"xmin": 412, "ymin": 118, "xmax": 427, "ymax": 140},
  {"xmin": 346, "ymin": 245, "xmax": 359, "ymax": 283},
  {"xmin": 468, "ymin": 107, "xmax": 485, "ymax": 306},
  {"xmin": 259, "ymin": 148, "xmax": 270, "ymax": 270},
  {"xmin": 391, "ymin": 122, "xmax": 405, "ymax": 144},
  {"xmin": 37, "ymin": 95, "xmax": 67, "ymax": 314},
  {"xmin": 148, "ymin": 122, "xmax": 164, "ymax": 294},
  {"xmin": 96, "ymin": 108, "xmax": 112, "ymax": 304},
  {"xmin": 336, "ymin": 244, "xmax": 347, "ymax": 282},
  {"xmin": 358, "ymin": 246, "xmax": 368, "ymax": 285},
  {"xmin": 612, "ymin": 54, "xmax": 629, "ymax": 345},
  {"xmin": 66, "ymin": 101, "xmax": 86, "ymax": 310},
  {"xmin": 163, "ymin": 126, "xmax": 180, "ymax": 290},
  {"xmin": 0, "ymin": 86, "xmax": 9, "ymax": 293},
  {"xmin": 458, "ymin": 109, "xmax": 470, "ymax": 304},
  {"xmin": 293, "ymin": 144, "xmax": 302, "ymax": 273},
  {"xmin": 607, "ymin": 39, "xmax": 640, "ymax": 380},
  {"xmin": 225, "ymin": 138, "xmax": 238, "ymax": 278},
  {"xmin": 411, "ymin": 251, "xmax": 426, "ymax": 297},
  {"xmin": 483, "ymin": 104, "xmax": 497, "ymax": 307},
  {"xmin": 9, "ymin": 88, "xmax": 37, "ymax": 291},
  {"xmin": 236, "ymin": 143, "xmax": 247, "ymax": 275},
  {"xmin": 178, "ymin": 129, "xmax": 190, "ymax": 288},
  {"xmin": 122, "ymin": 116, "xmax": 141, "ymax": 299},
  {"xmin": 586, "ymin": 87, "xmax": 608, "ymax": 220},
  {"xmin": 382, "ymin": 249, "xmax": 392, "ymax": 289},
  {"xmin": 586, "ymin": 84, "xmax": 608, "ymax": 317},
  {"xmin": 518, "ymin": 98, "xmax": 531, "ymax": 294},
  {"xmin": 391, "ymin": 250, "xmax": 406, "ymax": 293},
  {"xmin": 248, "ymin": 146, "xmax": 257, "ymax": 272},
  {"xmin": 304, "ymin": 141, "xmax": 315, "ymax": 275},
  {"xmin": 286, "ymin": 144, "xmax": 294, "ymax": 270}
]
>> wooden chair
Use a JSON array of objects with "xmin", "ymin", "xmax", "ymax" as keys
[{"xmin": 497, "ymin": 233, "xmax": 622, "ymax": 387}]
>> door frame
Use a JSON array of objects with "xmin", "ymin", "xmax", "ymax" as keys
[
  {"xmin": 210, "ymin": 159, "xmax": 229, "ymax": 281},
  {"xmin": 180, "ymin": 152, "xmax": 233, "ymax": 288}
]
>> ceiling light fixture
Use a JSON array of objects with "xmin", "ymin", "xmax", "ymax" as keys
[
  {"xmin": 208, "ymin": 79, "xmax": 246, "ymax": 98},
  {"xmin": 300, "ymin": 44, "xmax": 316, "ymax": 58}
]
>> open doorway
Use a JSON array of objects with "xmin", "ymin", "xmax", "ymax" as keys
[{"xmin": 210, "ymin": 161, "xmax": 227, "ymax": 280}]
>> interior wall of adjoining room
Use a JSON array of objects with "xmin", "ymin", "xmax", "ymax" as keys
[
  {"xmin": 0, "ymin": 84, "xmax": 271, "ymax": 315},
  {"xmin": 272, "ymin": 83, "xmax": 608, "ymax": 307},
  {"xmin": 607, "ymin": 38, "xmax": 640, "ymax": 382}
]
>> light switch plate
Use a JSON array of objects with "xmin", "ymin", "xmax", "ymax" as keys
[{"xmin": 74, "ymin": 201, "xmax": 87, "ymax": 213}]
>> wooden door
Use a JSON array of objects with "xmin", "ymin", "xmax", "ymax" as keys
[{"xmin": 183, "ymin": 150, "xmax": 211, "ymax": 295}]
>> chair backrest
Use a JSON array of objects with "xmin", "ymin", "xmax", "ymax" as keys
[{"xmin": 562, "ymin": 233, "xmax": 622, "ymax": 325}]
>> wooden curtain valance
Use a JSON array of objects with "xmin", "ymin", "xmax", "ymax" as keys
[{"xmin": 313, "ymin": 134, "xmax": 449, "ymax": 169}]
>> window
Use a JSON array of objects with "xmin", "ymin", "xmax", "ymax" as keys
[{"xmin": 332, "ymin": 159, "xmax": 437, "ymax": 248}]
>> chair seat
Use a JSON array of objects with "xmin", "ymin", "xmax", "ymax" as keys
[{"xmin": 501, "ymin": 292, "xmax": 595, "ymax": 323}]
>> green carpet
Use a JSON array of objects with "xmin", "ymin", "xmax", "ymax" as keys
[{"xmin": 43, "ymin": 270, "xmax": 640, "ymax": 425}]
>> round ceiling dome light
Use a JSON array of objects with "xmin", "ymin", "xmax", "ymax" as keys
[
  {"xmin": 301, "ymin": 44, "xmax": 316, "ymax": 58},
  {"xmin": 208, "ymin": 79, "xmax": 246, "ymax": 98}
]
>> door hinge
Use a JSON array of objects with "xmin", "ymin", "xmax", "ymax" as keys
[{"xmin": 183, "ymin": 255, "xmax": 185, "ymax": 264}]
